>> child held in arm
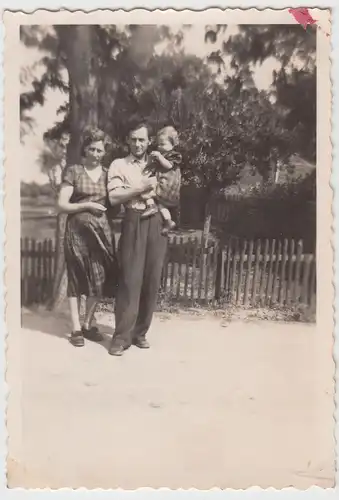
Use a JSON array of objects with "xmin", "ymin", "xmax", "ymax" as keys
[{"xmin": 141, "ymin": 126, "xmax": 182, "ymax": 236}]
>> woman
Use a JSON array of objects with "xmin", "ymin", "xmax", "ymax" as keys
[{"xmin": 58, "ymin": 127, "xmax": 118, "ymax": 347}]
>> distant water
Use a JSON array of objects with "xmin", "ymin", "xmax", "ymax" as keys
[
  {"xmin": 21, "ymin": 197, "xmax": 56, "ymax": 240},
  {"xmin": 21, "ymin": 211, "xmax": 122, "ymax": 242},
  {"xmin": 21, "ymin": 213, "xmax": 57, "ymax": 241}
]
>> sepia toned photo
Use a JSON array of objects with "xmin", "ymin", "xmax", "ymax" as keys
[{"xmin": 4, "ymin": 8, "xmax": 334, "ymax": 490}]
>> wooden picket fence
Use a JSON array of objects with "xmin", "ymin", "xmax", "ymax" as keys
[
  {"xmin": 161, "ymin": 236, "xmax": 316, "ymax": 307},
  {"xmin": 21, "ymin": 238, "xmax": 55, "ymax": 306},
  {"xmin": 21, "ymin": 236, "xmax": 316, "ymax": 309}
]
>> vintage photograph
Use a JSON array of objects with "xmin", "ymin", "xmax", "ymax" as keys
[{"xmin": 5, "ymin": 8, "xmax": 334, "ymax": 490}]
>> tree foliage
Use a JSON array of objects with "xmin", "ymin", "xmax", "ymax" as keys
[
  {"xmin": 207, "ymin": 24, "xmax": 317, "ymax": 163},
  {"xmin": 20, "ymin": 26, "xmax": 68, "ymax": 142},
  {"xmin": 20, "ymin": 23, "xmax": 316, "ymax": 186}
]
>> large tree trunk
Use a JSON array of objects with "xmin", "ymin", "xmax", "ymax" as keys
[
  {"xmin": 65, "ymin": 25, "xmax": 99, "ymax": 162},
  {"xmin": 200, "ymin": 189, "xmax": 212, "ymax": 299},
  {"xmin": 48, "ymin": 212, "xmax": 68, "ymax": 310},
  {"xmin": 202, "ymin": 188, "xmax": 212, "ymax": 248},
  {"xmin": 49, "ymin": 25, "xmax": 99, "ymax": 309}
]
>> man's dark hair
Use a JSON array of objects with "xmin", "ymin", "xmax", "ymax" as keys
[{"xmin": 125, "ymin": 117, "xmax": 152, "ymax": 139}]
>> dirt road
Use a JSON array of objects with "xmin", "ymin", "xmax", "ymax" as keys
[{"xmin": 7, "ymin": 308, "xmax": 335, "ymax": 489}]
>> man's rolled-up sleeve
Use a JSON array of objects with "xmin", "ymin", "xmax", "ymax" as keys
[
  {"xmin": 107, "ymin": 160, "xmax": 126, "ymax": 192},
  {"xmin": 107, "ymin": 160, "xmax": 129, "ymax": 206}
]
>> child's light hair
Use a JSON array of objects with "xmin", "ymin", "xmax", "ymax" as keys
[{"xmin": 157, "ymin": 126, "xmax": 179, "ymax": 147}]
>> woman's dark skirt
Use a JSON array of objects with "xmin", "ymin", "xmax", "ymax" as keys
[{"xmin": 64, "ymin": 211, "xmax": 118, "ymax": 298}]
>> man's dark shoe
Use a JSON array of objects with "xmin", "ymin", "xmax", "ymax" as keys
[
  {"xmin": 82, "ymin": 326, "xmax": 104, "ymax": 342},
  {"xmin": 133, "ymin": 338, "xmax": 150, "ymax": 349},
  {"xmin": 108, "ymin": 343, "xmax": 126, "ymax": 356},
  {"xmin": 69, "ymin": 330, "xmax": 85, "ymax": 347}
]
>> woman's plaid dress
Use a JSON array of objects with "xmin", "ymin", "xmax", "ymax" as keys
[{"xmin": 62, "ymin": 164, "xmax": 118, "ymax": 298}]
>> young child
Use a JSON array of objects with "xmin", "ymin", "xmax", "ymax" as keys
[{"xmin": 141, "ymin": 126, "xmax": 182, "ymax": 236}]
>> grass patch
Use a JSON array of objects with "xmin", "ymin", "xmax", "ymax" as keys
[{"xmin": 93, "ymin": 294, "xmax": 315, "ymax": 324}]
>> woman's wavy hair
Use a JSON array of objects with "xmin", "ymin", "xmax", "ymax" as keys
[{"xmin": 80, "ymin": 127, "xmax": 112, "ymax": 157}]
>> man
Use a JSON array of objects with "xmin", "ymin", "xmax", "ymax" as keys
[{"xmin": 107, "ymin": 121, "xmax": 168, "ymax": 356}]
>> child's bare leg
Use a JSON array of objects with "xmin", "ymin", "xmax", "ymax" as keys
[
  {"xmin": 159, "ymin": 206, "xmax": 171, "ymax": 221},
  {"xmin": 160, "ymin": 206, "xmax": 176, "ymax": 235},
  {"xmin": 83, "ymin": 297, "xmax": 98, "ymax": 330},
  {"xmin": 82, "ymin": 297, "xmax": 103, "ymax": 342},
  {"xmin": 69, "ymin": 296, "xmax": 81, "ymax": 331},
  {"xmin": 69, "ymin": 296, "xmax": 85, "ymax": 347}
]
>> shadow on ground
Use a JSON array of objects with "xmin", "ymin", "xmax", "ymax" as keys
[{"xmin": 21, "ymin": 306, "xmax": 114, "ymax": 350}]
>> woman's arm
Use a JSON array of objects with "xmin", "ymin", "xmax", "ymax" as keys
[{"xmin": 57, "ymin": 185, "xmax": 91, "ymax": 214}]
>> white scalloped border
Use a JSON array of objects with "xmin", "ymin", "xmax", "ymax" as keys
[{"xmin": 2, "ymin": 5, "xmax": 336, "ymax": 495}]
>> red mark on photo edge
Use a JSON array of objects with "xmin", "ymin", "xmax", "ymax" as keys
[
  {"xmin": 288, "ymin": 8, "xmax": 330, "ymax": 37},
  {"xmin": 288, "ymin": 8, "xmax": 317, "ymax": 29}
]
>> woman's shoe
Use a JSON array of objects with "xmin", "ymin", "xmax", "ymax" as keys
[
  {"xmin": 70, "ymin": 330, "xmax": 85, "ymax": 347},
  {"xmin": 82, "ymin": 326, "xmax": 104, "ymax": 342}
]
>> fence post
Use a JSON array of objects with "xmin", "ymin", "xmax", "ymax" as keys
[
  {"xmin": 37, "ymin": 240, "xmax": 43, "ymax": 302},
  {"xmin": 271, "ymin": 239, "xmax": 282, "ymax": 305},
  {"xmin": 191, "ymin": 237, "xmax": 198, "ymax": 304},
  {"xmin": 259, "ymin": 239, "xmax": 269, "ymax": 306},
  {"xmin": 47, "ymin": 239, "xmax": 54, "ymax": 300},
  {"xmin": 176, "ymin": 236, "xmax": 184, "ymax": 299},
  {"xmin": 251, "ymin": 239, "xmax": 261, "ymax": 306},
  {"xmin": 204, "ymin": 245, "xmax": 210, "ymax": 305},
  {"xmin": 237, "ymin": 240, "xmax": 247, "ymax": 305},
  {"xmin": 230, "ymin": 238, "xmax": 239, "ymax": 304},
  {"xmin": 224, "ymin": 240, "xmax": 232, "ymax": 302},
  {"xmin": 293, "ymin": 240, "xmax": 303, "ymax": 303},
  {"xmin": 211, "ymin": 242, "xmax": 219, "ymax": 306},
  {"xmin": 42, "ymin": 240, "xmax": 48, "ymax": 302},
  {"xmin": 169, "ymin": 236, "xmax": 176, "ymax": 296},
  {"xmin": 265, "ymin": 239, "xmax": 276, "ymax": 306},
  {"xmin": 286, "ymin": 239, "xmax": 295, "ymax": 305},
  {"xmin": 215, "ymin": 244, "xmax": 225, "ymax": 301},
  {"xmin": 301, "ymin": 254, "xmax": 312, "ymax": 305},
  {"xmin": 183, "ymin": 237, "xmax": 191, "ymax": 300},
  {"xmin": 30, "ymin": 238, "xmax": 37, "ymax": 305},
  {"xmin": 21, "ymin": 238, "xmax": 28, "ymax": 306},
  {"xmin": 162, "ymin": 244, "xmax": 169, "ymax": 294},
  {"xmin": 279, "ymin": 239, "xmax": 289, "ymax": 305},
  {"xmin": 200, "ymin": 198, "xmax": 212, "ymax": 300},
  {"xmin": 243, "ymin": 239, "xmax": 254, "ymax": 306}
]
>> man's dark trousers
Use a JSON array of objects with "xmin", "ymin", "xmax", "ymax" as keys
[{"xmin": 112, "ymin": 209, "xmax": 168, "ymax": 347}]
